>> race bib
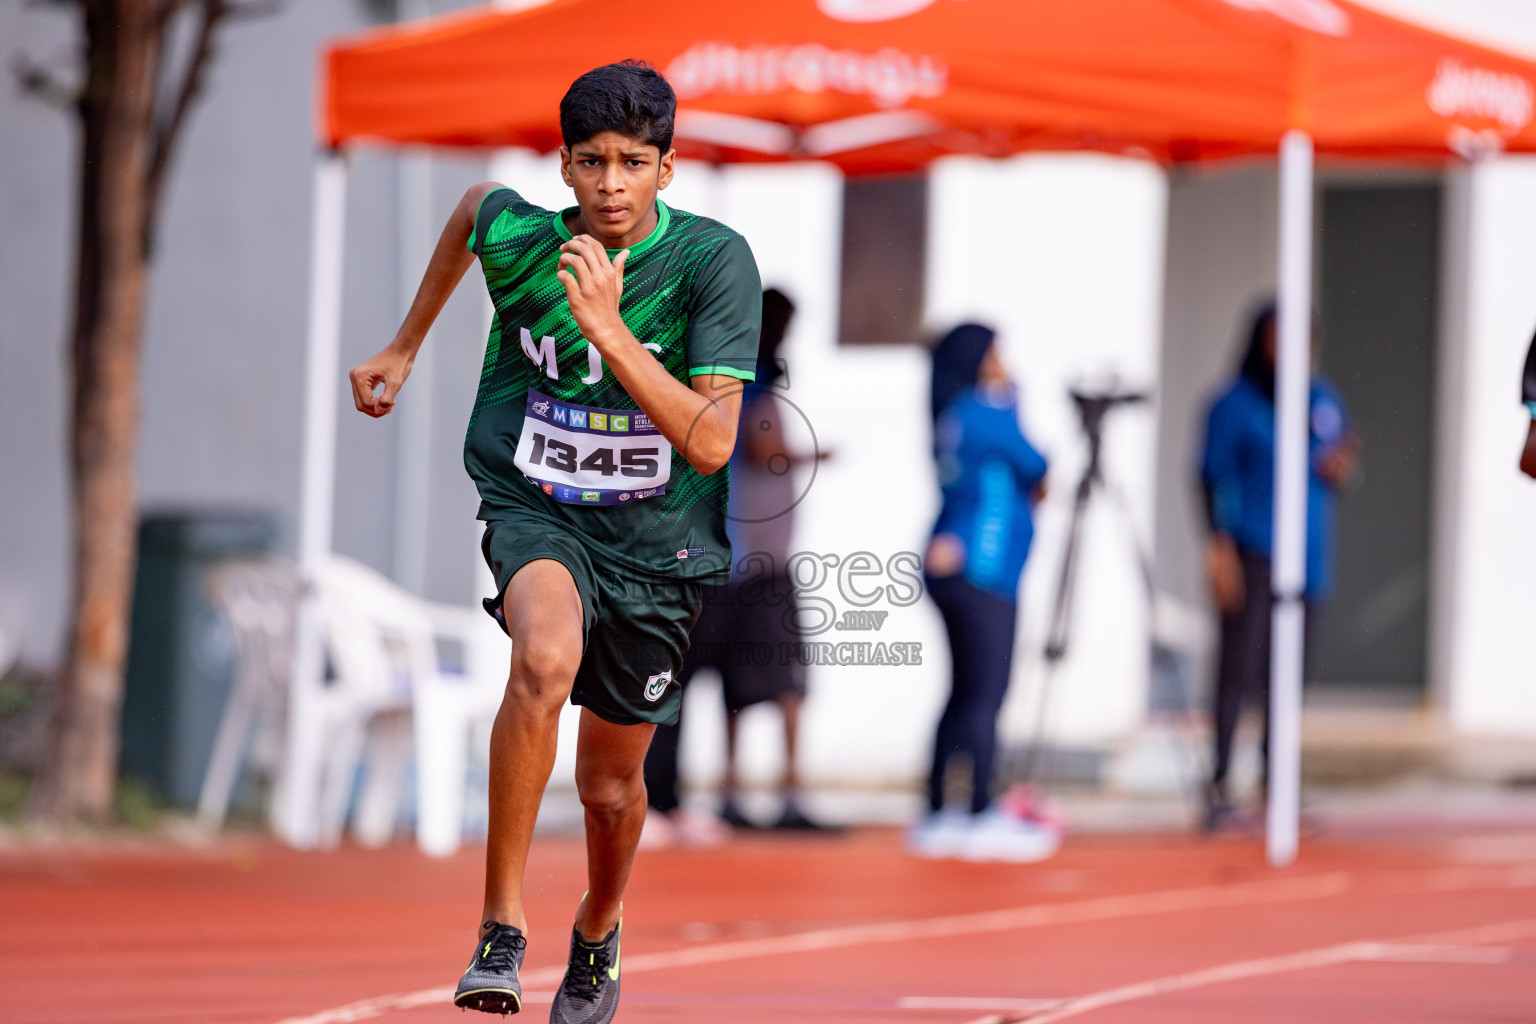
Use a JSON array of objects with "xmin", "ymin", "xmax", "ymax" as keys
[{"xmin": 514, "ymin": 389, "xmax": 671, "ymax": 506}]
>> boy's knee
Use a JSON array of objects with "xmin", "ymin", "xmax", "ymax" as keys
[
  {"xmin": 576, "ymin": 770, "xmax": 645, "ymax": 822},
  {"xmin": 506, "ymin": 639, "xmax": 579, "ymax": 709}
]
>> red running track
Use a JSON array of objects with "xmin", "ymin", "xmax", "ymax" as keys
[{"xmin": 3, "ymin": 827, "xmax": 1536, "ymax": 1023}]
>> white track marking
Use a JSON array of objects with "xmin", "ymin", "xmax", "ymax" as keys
[
  {"xmin": 269, "ymin": 874, "xmax": 1345, "ymax": 1024},
  {"xmin": 899, "ymin": 996, "xmax": 1062, "ymax": 1011},
  {"xmin": 1361, "ymin": 944, "xmax": 1511, "ymax": 963},
  {"xmin": 268, "ymin": 865, "xmax": 1536, "ymax": 1024},
  {"xmin": 987, "ymin": 917, "xmax": 1536, "ymax": 1024}
]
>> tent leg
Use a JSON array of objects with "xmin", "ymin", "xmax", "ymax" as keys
[
  {"xmin": 1267, "ymin": 130, "xmax": 1313, "ymax": 868},
  {"xmin": 393, "ymin": 149, "xmax": 434, "ymax": 595},
  {"xmin": 271, "ymin": 152, "xmax": 349, "ymax": 850}
]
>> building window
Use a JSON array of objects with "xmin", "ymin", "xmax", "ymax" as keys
[{"xmin": 838, "ymin": 175, "xmax": 927, "ymax": 344}]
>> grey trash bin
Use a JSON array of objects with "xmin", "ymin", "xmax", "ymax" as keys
[{"xmin": 119, "ymin": 509, "xmax": 278, "ymax": 805}]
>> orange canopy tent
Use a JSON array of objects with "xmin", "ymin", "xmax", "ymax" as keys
[
  {"xmin": 322, "ymin": 0, "xmax": 1536, "ymax": 170},
  {"xmin": 282, "ymin": 0, "xmax": 1536, "ymax": 861}
]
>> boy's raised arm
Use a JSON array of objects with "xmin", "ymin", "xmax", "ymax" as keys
[{"xmin": 349, "ymin": 180, "xmax": 504, "ymax": 418}]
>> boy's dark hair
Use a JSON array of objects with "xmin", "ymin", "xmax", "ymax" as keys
[{"xmin": 560, "ymin": 60, "xmax": 676, "ymax": 153}]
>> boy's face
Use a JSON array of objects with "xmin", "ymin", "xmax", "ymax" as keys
[{"xmin": 559, "ymin": 131, "xmax": 676, "ymax": 247}]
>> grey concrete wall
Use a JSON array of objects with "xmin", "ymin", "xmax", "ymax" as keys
[
  {"xmin": 0, "ymin": 1, "xmax": 488, "ymax": 667},
  {"xmin": 1152, "ymin": 164, "xmax": 1279, "ymax": 617}
]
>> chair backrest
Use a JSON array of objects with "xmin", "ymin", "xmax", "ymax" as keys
[
  {"xmin": 316, "ymin": 556, "xmax": 436, "ymax": 706},
  {"xmin": 421, "ymin": 602, "xmax": 512, "ymax": 699},
  {"xmin": 205, "ymin": 557, "xmax": 302, "ymax": 702}
]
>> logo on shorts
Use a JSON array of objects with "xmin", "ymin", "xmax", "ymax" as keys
[
  {"xmin": 532, "ymin": 400, "xmax": 550, "ymax": 416},
  {"xmin": 644, "ymin": 671, "xmax": 673, "ymax": 702},
  {"xmin": 582, "ymin": 491, "xmax": 601, "ymax": 502},
  {"xmin": 676, "ymin": 548, "xmax": 689, "ymax": 559}
]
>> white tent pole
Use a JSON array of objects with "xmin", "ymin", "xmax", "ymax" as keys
[
  {"xmin": 393, "ymin": 148, "xmax": 434, "ymax": 595},
  {"xmin": 1267, "ymin": 129, "xmax": 1313, "ymax": 868},
  {"xmin": 391, "ymin": 0, "xmax": 435, "ymax": 597},
  {"xmin": 272, "ymin": 151, "xmax": 348, "ymax": 849}
]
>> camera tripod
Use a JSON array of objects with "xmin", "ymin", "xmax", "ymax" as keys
[{"xmin": 1017, "ymin": 387, "xmax": 1208, "ymax": 813}]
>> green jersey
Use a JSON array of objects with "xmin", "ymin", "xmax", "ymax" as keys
[{"xmin": 464, "ymin": 188, "xmax": 762, "ymax": 582}]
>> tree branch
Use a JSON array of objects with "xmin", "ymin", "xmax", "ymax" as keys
[
  {"xmin": 142, "ymin": 0, "xmax": 223, "ymax": 257},
  {"xmin": 142, "ymin": 0, "xmax": 279, "ymax": 256}
]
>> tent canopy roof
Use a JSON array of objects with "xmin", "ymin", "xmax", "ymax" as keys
[{"xmin": 323, "ymin": 0, "xmax": 1536, "ymax": 171}]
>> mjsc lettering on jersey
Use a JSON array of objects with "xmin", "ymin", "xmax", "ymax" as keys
[{"xmin": 514, "ymin": 388, "xmax": 670, "ymax": 506}]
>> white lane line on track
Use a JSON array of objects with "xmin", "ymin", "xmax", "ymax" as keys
[
  {"xmin": 269, "ymin": 873, "xmax": 1348, "ymax": 1024},
  {"xmin": 899, "ymin": 996, "xmax": 1063, "ymax": 1011},
  {"xmin": 972, "ymin": 916, "xmax": 1536, "ymax": 1024},
  {"xmin": 268, "ymin": 864, "xmax": 1536, "ymax": 1024}
]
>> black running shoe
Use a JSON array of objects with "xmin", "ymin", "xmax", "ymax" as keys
[
  {"xmin": 454, "ymin": 920, "xmax": 526, "ymax": 1014},
  {"xmin": 719, "ymin": 798, "xmax": 757, "ymax": 830},
  {"xmin": 773, "ymin": 800, "xmax": 845, "ymax": 833},
  {"xmin": 548, "ymin": 921, "xmax": 620, "ymax": 1024}
]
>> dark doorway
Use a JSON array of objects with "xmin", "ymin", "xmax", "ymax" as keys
[{"xmin": 1312, "ymin": 181, "xmax": 1440, "ymax": 698}]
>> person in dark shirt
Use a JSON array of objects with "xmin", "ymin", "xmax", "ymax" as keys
[
  {"xmin": 1198, "ymin": 302, "xmax": 1359, "ymax": 831},
  {"xmin": 641, "ymin": 288, "xmax": 833, "ymax": 843},
  {"xmin": 1519, "ymin": 330, "xmax": 1536, "ymax": 479}
]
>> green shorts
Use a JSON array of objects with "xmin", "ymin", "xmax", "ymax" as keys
[{"xmin": 480, "ymin": 518, "xmax": 704, "ymax": 727}]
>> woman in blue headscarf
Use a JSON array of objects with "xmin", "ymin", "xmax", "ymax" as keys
[{"xmin": 910, "ymin": 324, "xmax": 1055, "ymax": 862}]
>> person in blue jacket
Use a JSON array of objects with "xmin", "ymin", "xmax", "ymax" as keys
[
  {"xmin": 1199, "ymin": 302, "xmax": 1359, "ymax": 831},
  {"xmin": 909, "ymin": 323, "xmax": 1057, "ymax": 862}
]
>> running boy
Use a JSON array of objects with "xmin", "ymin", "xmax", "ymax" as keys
[{"xmin": 348, "ymin": 62, "xmax": 760, "ymax": 1022}]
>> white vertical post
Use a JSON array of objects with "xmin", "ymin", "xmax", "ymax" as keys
[
  {"xmin": 272, "ymin": 152, "xmax": 348, "ymax": 849},
  {"xmin": 1268, "ymin": 130, "xmax": 1313, "ymax": 868},
  {"xmin": 393, "ymin": 148, "xmax": 434, "ymax": 595}
]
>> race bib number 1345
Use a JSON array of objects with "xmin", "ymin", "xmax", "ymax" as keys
[{"xmin": 513, "ymin": 389, "xmax": 672, "ymax": 506}]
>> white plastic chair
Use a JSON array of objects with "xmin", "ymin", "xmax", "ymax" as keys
[
  {"xmin": 314, "ymin": 556, "xmax": 513, "ymax": 854},
  {"xmin": 205, "ymin": 553, "xmax": 513, "ymax": 853},
  {"xmin": 413, "ymin": 602, "xmax": 511, "ymax": 856},
  {"xmin": 199, "ymin": 558, "xmax": 302, "ymax": 831},
  {"xmin": 311, "ymin": 556, "xmax": 426, "ymax": 848}
]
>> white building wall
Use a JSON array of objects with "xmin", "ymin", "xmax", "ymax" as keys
[
  {"xmin": 1363, "ymin": 0, "xmax": 1536, "ymax": 736},
  {"xmin": 1434, "ymin": 159, "xmax": 1536, "ymax": 735}
]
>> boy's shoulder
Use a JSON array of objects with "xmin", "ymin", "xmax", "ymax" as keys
[
  {"xmin": 472, "ymin": 187, "xmax": 557, "ymax": 258},
  {"xmin": 658, "ymin": 204, "xmax": 750, "ymax": 256}
]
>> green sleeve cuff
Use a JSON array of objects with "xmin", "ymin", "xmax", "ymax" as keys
[{"xmin": 689, "ymin": 365, "xmax": 756, "ymax": 381}]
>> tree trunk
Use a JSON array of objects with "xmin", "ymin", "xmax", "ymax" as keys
[{"xmin": 28, "ymin": 1, "xmax": 162, "ymax": 824}]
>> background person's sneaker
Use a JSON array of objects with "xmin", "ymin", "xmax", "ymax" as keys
[
  {"xmin": 961, "ymin": 807, "xmax": 1062, "ymax": 863},
  {"xmin": 549, "ymin": 921, "xmax": 621, "ymax": 1024},
  {"xmin": 905, "ymin": 808, "xmax": 970, "ymax": 859},
  {"xmin": 454, "ymin": 920, "xmax": 526, "ymax": 1014}
]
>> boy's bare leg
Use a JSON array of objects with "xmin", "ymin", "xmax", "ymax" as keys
[
  {"xmin": 572, "ymin": 708, "xmax": 655, "ymax": 941},
  {"xmin": 481, "ymin": 558, "xmax": 585, "ymax": 935}
]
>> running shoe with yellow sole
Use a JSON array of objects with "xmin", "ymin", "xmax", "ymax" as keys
[
  {"xmin": 548, "ymin": 920, "xmax": 620, "ymax": 1024},
  {"xmin": 454, "ymin": 920, "xmax": 526, "ymax": 1014}
]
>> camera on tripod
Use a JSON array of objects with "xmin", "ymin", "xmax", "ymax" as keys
[{"xmin": 1069, "ymin": 387, "xmax": 1150, "ymax": 442}]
